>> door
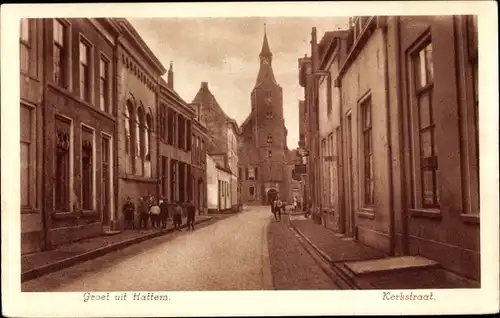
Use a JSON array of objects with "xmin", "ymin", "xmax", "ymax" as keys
[
  {"xmin": 198, "ymin": 178, "xmax": 203, "ymax": 214},
  {"xmin": 101, "ymin": 136, "xmax": 111, "ymax": 226},
  {"xmin": 345, "ymin": 113, "xmax": 355, "ymax": 237}
]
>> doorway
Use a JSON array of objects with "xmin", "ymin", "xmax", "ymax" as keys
[
  {"xmin": 101, "ymin": 135, "xmax": 112, "ymax": 226},
  {"xmin": 198, "ymin": 178, "xmax": 203, "ymax": 214},
  {"xmin": 267, "ymin": 189, "xmax": 278, "ymax": 205}
]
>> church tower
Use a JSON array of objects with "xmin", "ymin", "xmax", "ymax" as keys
[{"xmin": 239, "ymin": 25, "xmax": 289, "ymax": 205}]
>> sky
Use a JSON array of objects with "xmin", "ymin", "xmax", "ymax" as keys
[{"xmin": 129, "ymin": 17, "xmax": 349, "ymax": 148}]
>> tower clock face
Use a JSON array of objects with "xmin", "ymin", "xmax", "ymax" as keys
[{"xmin": 262, "ymin": 58, "xmax": 269, "ymax": 65}]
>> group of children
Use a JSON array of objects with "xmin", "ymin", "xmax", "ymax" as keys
[{"xmin": 122, "ymin": 195, "xmax": 197, "ymax": 231}]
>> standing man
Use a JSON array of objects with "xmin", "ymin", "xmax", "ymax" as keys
[
  {"xmin": 159, "ymin": 197, "xmax": 169, "ymax": 229},
  {"xmin": 274, "ymin": 194, "xmax": 283, "ymax": 222},
  {"xmin": 173, "ymin": 201, "xmax": 183, "ymax": 231},
  {"xmin": 186, "ymin": 200, "xmax": 196, "ymax": 231},
  {"xmin": 149, "ymin": 200, "xmax": 161, "ymax": 228},
  {"xmin": 123, "ymin": 197, "xmax": 135, "ymax": 230},
  {"xmin": 138, "ymin": 196, "xmax": 150, "ymax": 230}
]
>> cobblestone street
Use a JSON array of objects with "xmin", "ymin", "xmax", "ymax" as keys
[{"xmin": 22, "ymin": 207, "xmax": 338, "ymax": 291}]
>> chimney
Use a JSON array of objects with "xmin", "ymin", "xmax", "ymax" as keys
[
  {"xmin": 311, "ymin": 27, "xmax": 318, "ymax": 72},
  {"xmin": 167, "ymin": 61, "xmax": 174, "ymax": 90}
]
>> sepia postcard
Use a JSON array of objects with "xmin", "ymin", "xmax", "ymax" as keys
[{"xmin": 1, "ymin": 1, "xmax": 499, "ymax": 317}]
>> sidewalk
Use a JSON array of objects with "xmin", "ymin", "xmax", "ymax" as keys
[
  {"xmin": 290, "ymin": 216, "xmax": 480, "ymax": 289},
  {"xmin": 21, "ymin": 215, "xmax": 213, "ymax": 282}
]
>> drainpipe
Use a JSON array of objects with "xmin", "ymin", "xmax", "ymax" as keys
[
  {"xmin": 41, "ymin": 18, "xmax": 50, "ymax": 250},
  {"xmin": 113, "ymin": 34, "xmax": 121, "ymax": 231},
  {"xmin": 394, "ymin": 16, "xmax": 409, "ymax": 255},
  {"xmin": 337, "ymin": 80, "xmax": 345, "ymax": 234},
  {"xmin": 382, "ymin": 18, "xmax": 396, "ymax": 256},
  {"xmin": 155, "ymin": 79, "xmax": 161, "ymax": 203}
]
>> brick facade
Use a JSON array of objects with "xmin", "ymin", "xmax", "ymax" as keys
[
  {"xmin": 302, "ymin": 16, "xmax": 480, "ymax": 280},
  {"xmin": 115, "ymin": 18, "xmax": 165, "ymax": 229}
]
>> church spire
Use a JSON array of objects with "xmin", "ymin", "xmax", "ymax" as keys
[
  {"xmin": 259, "ymin": 23, "xmax": 272, "ymax": 57},
  {"xmin": 254, "ymin": 24, "xmax": 277, "ymax": 87}
]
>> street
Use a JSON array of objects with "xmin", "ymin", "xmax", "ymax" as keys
[{"xmin": 22, "ymin": 207, "xmax": 339, "ymax": 291}]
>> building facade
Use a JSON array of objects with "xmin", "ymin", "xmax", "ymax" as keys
[
  {"xmin": 239, "ymin": 28, "xmax": 295, "ymax": 205},
  {"xmin": 190, "ymin": 104, "xmax": 209, "ymax": 214},
  {"xmin": 303, "ymin": 15, "xmax": 479, "ymax": 280},
  {"xmin": 115, "ymin": 19, "xmax": 165, "ymax": 229},
  {"xmin": 20, "ymin": 18, "xmax": 45, "ymax": 254},
  {"xmin": 20, "ymin": 18, "xmax": 122, "ymax": 252},
  {"xmin": 191, "ymin": 82, "xmax": 240, "ymax": 212}
]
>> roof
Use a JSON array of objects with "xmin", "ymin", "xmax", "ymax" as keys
[
  {"xmin": 191, "ymin": 82, "xmax": 234, "ymax": 125},
  {"xmin": 259, "ymin": 28, "xmax": 272, "ymax": 57},
  {"xmin": 254, "ymin": 28, "xmax": 278, "ymax": 87}
]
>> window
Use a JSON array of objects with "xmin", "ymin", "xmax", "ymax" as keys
[
  {"xmin": 239, "ymin": 167, "xmax": 243, "ymax": 179},
  {"xmin": 136, "ymin": 107, "xmax": 143, "ymax": 175},
  {"xmin": 267, "ymin": 134, "xmax": 273, "ymax": 144},
  {"xmin": 160, "ymin": 104, "xmax": 167, "ymax": 140},
  {"xmin": 266, "ymin": 111, "xmax": 273, "ymax": 119},
  {"xmin": 248, "ymin": 167, "xmax": 255, "ymax": 180},
  {"xmin": 177, "ymin": 115, "xmax": 184, "ymax": 149},
  {"xmin": 187, "ymin": 121, "xmax": 192, "ymax": 151},
  {"xmin": 268, "ymin": 150, "xmax": 272, "ymax": 158},
  {"xmin": 266, "ymin": 91, "xmax": 272, "ymax": 97},
  {"xmin": 81, "ymin": 126, "xmax": 94, "ymax": 211},
  {"xmin": 161, "ymin": 156, "xmax": 168, "ymax": 198},
  {"xmin": 255, "ymin": 167, "xmax": 258, "ymax": 180},
  {"xmin": 411, "ymin": 41, "xmax": 439, "ymax": 208},
  {"xmin": 124, "ymin": 102, "xmax": 133, "ymax": 173},
  {"xmin": 361, "ymin": 97, "xmax": 374, "ymax": 206},
  {"xmin": 170, "ymin": 160, "xmax": 177, "ymax": 202},
  {"xmin": 145, "ymin": 113, "xmax": 152, "ymax": 177},
  {"xmin": 20, "ymin": 104, "xmax": 35, "ymax": 209},
  {"xmin": 55, "ymin": 116, "xmax": 71, "ymax": 212},
  {"xmin": 99, "ymin": 57, "xmax": 109, "ymax": 112},
  {"xmin": 201, "ymin": 140, "xmax": 205, "ymax": 165},
  {"xmin": 79, "ymin": 40, "xmax": 91, "ymax": 101},
  {"xmin": 20, "ymin": 18, "xmax": 30, "ymax": 73},
  {"xmin": 53, "ymin": 19, "xmax": 67, "ymax": 87},
  {"xmin": 249, "ymin": 186, "xmax": 255, "ymax": 197},
  {"xmin": 167, "ymin": 108, "xmax": 175, "ymax": 145}
]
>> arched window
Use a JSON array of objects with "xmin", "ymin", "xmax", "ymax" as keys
[
  {"xmin": 136, "ymin": 107, "xmax": 144, "ymax": 175},
  {"xmin": 125, "ymin": 100, "xmax": 134, "ymax": 173},
  {"xmin": 145, "ymin": 113, "xmax": 152, "ymax": 159},
  {"xmin": 267, "ymin": 134, "xmax": 273, "ymax": 144},
  {"xmin": 145, "ymin": 112, "xmax": 152, "ymax": 177}
]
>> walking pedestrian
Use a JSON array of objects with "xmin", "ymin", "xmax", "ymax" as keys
[
  {"xmin": 159, "ymin": 197, "xmax": 169, "ymax": 229},
  {"xmin": 138, "ymin": 196, "xmax": 150, "ymax": 229},
  {"xmin": 149, "ymin": 200, "xmax": 161, "ymax": 228},
  {"xmin": 173, "ymin": 201, "xmax": 183, "ymax": 231},
  {"xmin": 123, "ymin": 196, "xmax": 135, "ymax": 229},
  {"xmin": 274, "ymin": 194, "xmax": 283, "ymax": 221},
  {"xmin": 186, "ymin": 200, "xmax": 196, "ymax": 231}
]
